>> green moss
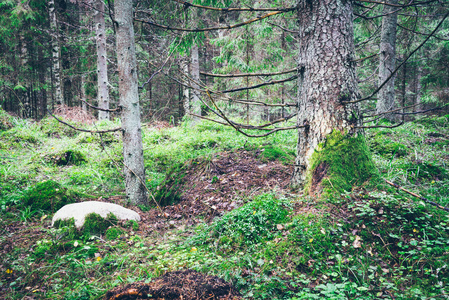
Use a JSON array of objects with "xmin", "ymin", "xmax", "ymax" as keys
[
  {"xmin": 82, "ymin": 213, "xmax": 117, "ymax": 236},
  {"xmin": 39, "ymin": 117, "xmax": 78, "ymax": 137},
  {"xmin": 21, "ymin": 180, "xmax": 77, "ymax": 212},
  {"xmin": 305, "ymin": 130, "xmax": 379, "ymax": 196},
  {"xmin": 105, "ymin": 227, "xmax": 125, "ymax": 240}
]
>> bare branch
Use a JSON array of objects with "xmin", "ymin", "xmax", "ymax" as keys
[
  {"xmin": 221, "ymin": 75, "xmax": 298, "ymax": 93},
  {"xmin": 47, "ymin": 109, "xmax": 122, "ymax": 133},
  {"xmin": 200, "ymin": 68, "xmax": 298, "ymax": 78},
  {"xmin": 171, "ymin": 0, "xmax": 297, "ymax": 12},
  {"xmin": 79, "ymin": 98, "xmax": 121, "ymax": 112},
  {"xmin": 135, "ymin": 11, "xmax": 285, "ymax": 32},
  {"xmin": 385, "ymin": 179, "xmax": 449, "ymax": 212}
]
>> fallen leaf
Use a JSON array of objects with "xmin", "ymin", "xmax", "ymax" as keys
[{"xmin": 353, "ymin": 235, "xmax": 362, "ymax": 248}]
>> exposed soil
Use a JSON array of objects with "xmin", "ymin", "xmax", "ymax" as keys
[
  {"xmin": 104, "ymin": 270, "xmax": 241, "ymax": 300},
  {"xmin": 143, "ymin": 149, "xmax": 294, "ymax": 231}
]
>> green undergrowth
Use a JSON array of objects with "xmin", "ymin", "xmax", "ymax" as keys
[{"xmin": 1, "ymin": 114, "xmax": 449, "ymax": 299}]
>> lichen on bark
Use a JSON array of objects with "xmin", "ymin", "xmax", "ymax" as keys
[{"xmin": 304, "ymin": 130, "xmax": 379, "ymax": 197}]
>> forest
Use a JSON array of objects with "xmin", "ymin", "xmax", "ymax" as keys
[{"xmin": 1, "ymin": 0, "xmax": 449, "ymax": 299}]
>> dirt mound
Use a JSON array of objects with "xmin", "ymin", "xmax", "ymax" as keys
[
  {"xmin": 104, "ymin": 270, "xmax": 241, "ymax": 300},
  {"xmin": 144, "ymin": 149, "xmax": 293, "ymax": 229}
]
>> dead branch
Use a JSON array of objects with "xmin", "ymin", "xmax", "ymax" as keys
[
  {"xmin": 385, "ymin": 179, "xmax": 449, "ymax": 212},
  {"xmin": 79, "ymin": 98, "xmax": 121, "ymax": 112},
  {"xmin": 356, "ymin": 121, "xmax": 405, "ymax": 129},
  {"xmin": 171, "ymin": 0, "xmax": 297, "ymax": 12},
  {"xmin": 221, "ymin": 75, "xmax": 298, "ymax": 93},
  {"xmin": 200, "ymin": 68, "xmax": 298, "ymax": 78},
  {"xmin": 135, "ymin": 11, "xmax": 285, "ymax": 32},
  {"xmin": 47, "ymin": 109, "xmax": 122, "ymax": 133}
]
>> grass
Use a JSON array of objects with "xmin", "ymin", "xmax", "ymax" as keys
[{"xmin": 1, "ymin": 110, "xmax": 448, "ymax": 299}]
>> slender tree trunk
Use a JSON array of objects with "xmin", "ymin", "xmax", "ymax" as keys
[
  {"xmin": 292, "ymin": 0, "xmax": 363, "ymax": 188},
  {"xmin": 181, "ymin": 57, "xmax": 190, "ymax": 117},
  {"xmin": 94, "ymin": 0, "xmax": 110, "ymax": 120},
  {"xmin": 190, "ymin": 43, "xmax": 201, "ymax": 120},
  {"xmin": 115, "ymin": 0, "xmax": 148, "ymax": 205},
  {"xmin": 81, "ymin": 74, "xmax": 87, "ymax": 111},
  {"xmin": 376, "ymin": 0, "xmax": 399, "ymax": 121},
  {"xmin": 48, "ymin": 0, "xmax": 63, "ymax": 105}
]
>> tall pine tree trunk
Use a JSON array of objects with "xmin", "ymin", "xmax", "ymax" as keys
[
  {"xmin": 376, "ymin": 0, "xmax": 399, "ymax": 121},
  {"xmin": 115, "ymin": 0, "xmax": 148, "ymax": 205},
  {"xmin": 94, "ymin": 0, "xmax": 110, "ymax": 120},
  {"xmin": 48, "ymin": 0, "xmax": 63, "ymax": 106},
  {"xmin": 292, "ymin": 0, "xmax": 376, "ymax": 193}
]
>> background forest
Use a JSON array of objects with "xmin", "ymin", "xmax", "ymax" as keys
[{"xmin": 1, "ymin": 0, "xmax": 449, "ymax": 299}]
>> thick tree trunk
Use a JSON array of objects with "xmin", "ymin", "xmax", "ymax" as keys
[
  {"xmin": 292, "ymin": 0, "xmax": 366, "ymax": 190},
  {"xmin": 48, "ymin": 0, "xmax": 63, "ymax": 105},
  {"xmin": 94, "ymin": 0, "xmax": 110, "ymax": 120},
  {"xmin": 376, "ymin": 0, "xmax": 399, "ymax": 121},
  {"xmin": 115, "ymin": 0, "xmax": 148, "ymax": 205}
]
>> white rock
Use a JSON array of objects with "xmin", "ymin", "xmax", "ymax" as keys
[{"xmin": 51, "ymin": 201, "xmax": 140, "ymax": 229}]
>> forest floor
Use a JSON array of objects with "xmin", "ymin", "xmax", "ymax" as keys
[{"xmin": 1, "ymin": 108, "xmax": 449, "ymax": 299}]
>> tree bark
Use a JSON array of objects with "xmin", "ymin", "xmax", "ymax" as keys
[
  {"xmin": 115, "ymin": 0, "xmax": 148, "ymax": 205},
  {"xmin": 292, "ymin": 0, "xmax": 363, "ymax": 188},
  {"xmin": 376, "ymin": 0, "xmax": 399, "ymax": 121},
  {"xmin": 94, "ymin": 0, "xmax": 110, "ymax": 120},
  {"xmin": 190, "ymin": 43, "xmax": 201, "ymax": 121},
  {"xmin": 48, "ymin": 0, "xmax": 63, "ymax": 105}
]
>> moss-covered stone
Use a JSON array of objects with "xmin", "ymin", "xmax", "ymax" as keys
[
  {"xmin": 305, "ymin": 130, "xmax": 379, "ymax": 196},
  {"xmin": 21, "ymin": 180, "xmax": 77, "ymax": 212},
  {"xmin": 82, "ymin": 213, "xmax": 118, "ymax": 236}
]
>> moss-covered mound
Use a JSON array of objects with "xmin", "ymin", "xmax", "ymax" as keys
[
  {"xmin": 21, "ymin": 180, "xmax": 77, "ymax": 212},
  {"xmin": 370, "ymin": 132, "xmax": 408, "ymax": 158},
  {"xmin": 42, "ymin": 149, "xmax": 87, "ymax": 166},
  {"xmin": 0, "ymin": 109, "xmax": 14, "ymax": 131},
  {"xmin": 54, "ymin": 213, "xmax": 123, "ymax": 239},
  {"xmin": 306, "ymin": 130, "xmax": 379, "ymax": 196}
]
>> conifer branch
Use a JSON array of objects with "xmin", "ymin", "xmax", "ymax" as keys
[{"xmin": 344, "ymin": 9, "xmax": 449, "ymax": 104}]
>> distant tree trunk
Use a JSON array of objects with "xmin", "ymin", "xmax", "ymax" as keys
[
  {"xmin": 190, "ymin": 43, "xmax": 201, "ymax": 121},
  {"xmin": 292, "ymin": 0, "xmax": 369, "ymax": 190},
  {"xmin": 414, "ymin": 64, "xmax": 423, "ymax": 111},
  {"xmin": 94, "ymin": 0, "xmax": 110, "ymax": 120},
  {"xmin": 181, "ymin": 57, "xmax": 190, "ymax": 117},
  {"xmin": 19, "ymin": 33, "xmax": 30, "ymax": 118},
  {"xmin": 115, "ymin": 0, "xmax": 148, "ymax": 205},
  {"xmin": 80, "ymin": 74, "xmax": 87, "ymax": 111},
  {"xmin": 376, "ymin": 0, "xmax": 399, "ymax": 121},
  {"xmin": 48, "ymin": 0, "xmax": 63, "ymax": 105}
]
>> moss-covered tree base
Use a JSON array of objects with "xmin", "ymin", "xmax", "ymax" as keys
[{"xmin": 305, "ymin": 130, "xmax": 379, "ymax": 197}]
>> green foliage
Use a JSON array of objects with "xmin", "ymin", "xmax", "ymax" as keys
[
  {"xmin": 306, "ymin": 130, "xmax": 379, "ymax": 195},
  {"xmin": 125, "ymin": 220, "xmax": 139, "ymax": 231},
  {"xmin": 21, "ymin": 180, "xmax": 77, "ymax": 212},
  {"xmin": 191, "ymin": 193, "xmax": 290, "ymax": 252}
]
